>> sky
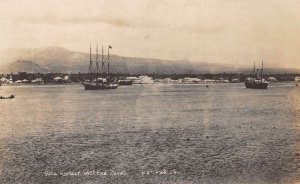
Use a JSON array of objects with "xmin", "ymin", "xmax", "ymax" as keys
[{"xmin": 0, "ymin": 0, "xmax": 300, "ymax": 68}]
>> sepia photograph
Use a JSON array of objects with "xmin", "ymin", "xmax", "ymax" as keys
[{"xmin": 0, "ymin": 0, "xmax": 299, "ymax": 183}]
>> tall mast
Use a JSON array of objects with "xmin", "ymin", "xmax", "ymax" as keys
[
  {"xmin": 253, "ymin": 61, "xmax": 256, "ymax": 78},
  {"xmin": 88, "ymin": 44, "xmax": 93, "ymax": 74},
  {"xmin": 261, "ymin": 60, "xmax": 263, "ymax": 82},
  {"xmin": 95, "ymin": 44, "xmax": 100, "ymax": 74},
  {"xmin": 107, "ymin": 45, "xmax": 112, "ymax": 74},
  {"xmin": 101, "ymin": 45, "xmax": 105, "ymax": 74},
  {"xmin": 108, "ymin": 46, "xmax": 110, "ymax": 74}
]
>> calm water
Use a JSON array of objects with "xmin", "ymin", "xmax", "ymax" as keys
[{"xmin": 0, "ymin": 83, "xmax": 299, "ymax": 184}]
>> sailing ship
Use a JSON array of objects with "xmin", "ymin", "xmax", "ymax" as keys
[
  {"xmin": 82, "ymin": 45, "xmax": 119, "ymax": 90},
  {"xmin": 245, "ymin": 60, "xmax": 268, "ymax": 89}
]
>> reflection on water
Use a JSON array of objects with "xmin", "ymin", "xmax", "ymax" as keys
[{"xmin": 0, "ymin": 83, "xmax": 299, "ymax": 184}]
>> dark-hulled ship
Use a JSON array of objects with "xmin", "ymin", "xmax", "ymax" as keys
[
  {"xmin": 245, "ymin": 61, "xmax": 268, "ymax": 89},
  {"xmin": 82, "ymin": 45, "xmax": 119, "ymax": 90},
  {"xmin": 82, "ymin": 80, "xmax": 118, "ymax": 90},
  {"xmin": 245, "ymin": 79, "xmax": 268, "ymax": 89}
]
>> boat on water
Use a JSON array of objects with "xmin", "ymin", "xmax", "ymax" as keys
[
  {"xmin": 0, "ymin": 94, "xmax": 15, "ymax": 99},
  {"xmin": 82, "ymin": 45, "xmax": 119, "ymax": 90},
  {"xmin": 82, "ymin": 81, "xmax": 118, "ymax": 90},
  {"xmin": 245, "ymin": 79, "xmax": 268, "ymax": 89},
  {"xmin": 82, "ymin": 77, "xmax": 118, "ymax": 90},
  {"xmin": 245, "ymin": 61, "xmax": 268, "ymax": 89}
]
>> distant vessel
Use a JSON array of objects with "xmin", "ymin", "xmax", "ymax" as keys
[
  {"xmin": 82, "ymin": 45, "xmax": 119, "ymax": 90},
  {"xmin": 83, "ymin": 79, "xmax": 118, "ymax": 90},
  {"xmin": 0, "ymin": 94, "xmax": 15, "ymax": 99},
  {"xmin": 245, "ymin": 61, "xmax": 268, "ymax": 89}
]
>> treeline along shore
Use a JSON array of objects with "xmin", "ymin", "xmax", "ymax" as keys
[{"xmin": 0, "ymin": 72, "xmax": 299, "ymax": 84}]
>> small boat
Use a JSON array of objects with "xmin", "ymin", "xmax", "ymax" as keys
[
  {"xmin": 0, "ymin": 94, "xmax": 15, "ymax": 99},
  {"xmin": 245, "ymin": 60, "xmax": 268, "ymax": 89}
]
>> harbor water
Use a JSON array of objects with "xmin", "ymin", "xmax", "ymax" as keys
[{"xmin": 0, "ymin": 83, "xmax": 299, "ymax": 184}]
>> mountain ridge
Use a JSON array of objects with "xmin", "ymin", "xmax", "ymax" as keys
[{"xmin": 0, "ymin": 47, "xmax": 299, "ymax": 74}]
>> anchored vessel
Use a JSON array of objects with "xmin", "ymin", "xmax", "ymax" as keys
[
  {"xmin": 83, "ymin": 80, "xmax": 118, "ymax": 90},
  {"xmin": 82, "ymin": 45, "xmax": 119, "ymax": 90},
  {"xmin": 0, "ymin": 94, "xmax": 15, "ymax": 99},
  {"xmin": 245, "ymin": 61, "xmax": 268, "ymax": 89}
]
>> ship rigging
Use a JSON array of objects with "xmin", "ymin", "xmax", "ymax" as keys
[{"xmin": 82, "ymin": 44, "xmax": 118, "ymax": 90}]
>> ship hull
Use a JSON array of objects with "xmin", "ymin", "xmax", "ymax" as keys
[
  {"xmin": 245, "ymin": 81, "xmax": 268, "ymax": 89},
  {"xmin": 82, "ymin": 82, "xmax": 118, "ymax": 90}
]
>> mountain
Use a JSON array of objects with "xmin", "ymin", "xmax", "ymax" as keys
[
  {"xmin": 0, "ymin": 47, "xmax": 299, "ymax": 74},
  {"xmin": 5, "ymin": 60, "xmax": 47, "ymax": 73}
]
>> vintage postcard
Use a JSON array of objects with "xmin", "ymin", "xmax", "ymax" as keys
[{"xmin": 0, "ymin": 0, "xmax": 299, "ymax": 183}]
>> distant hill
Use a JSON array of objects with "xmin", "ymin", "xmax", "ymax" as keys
[
  {"xmin": 0, "ymin": 47, "xmax": 299, "ymax": 74},
  {"xmin": 5, "ymin": 60, "xmax": 47, "ymax": 73}
]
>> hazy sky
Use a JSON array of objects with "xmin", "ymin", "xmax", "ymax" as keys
[{"xmin": 0, "ymin": 0, "xmax": 300, "ymax": 68}]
